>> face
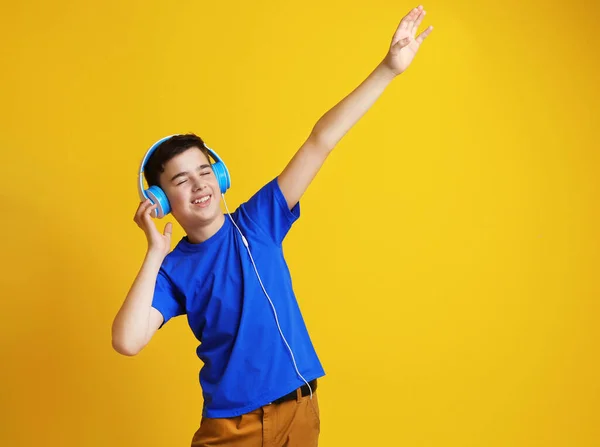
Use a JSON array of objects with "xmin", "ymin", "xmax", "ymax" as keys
[{"xmin": 159, "ymin": 147, "xmax": 222, "ymax": 228}]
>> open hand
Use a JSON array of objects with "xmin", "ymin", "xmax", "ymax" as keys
[{"xmin": 383, "ymin": 5, "xmax": 433, "ymax": 77}]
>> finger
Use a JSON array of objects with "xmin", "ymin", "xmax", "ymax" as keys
[
  {"xmin": 145, "ymin": 203, "xmax": 158, "ymax": 218},
  {"xmin": 399, "ymin": 7, "xmax": 418, "ymax": 31},
  {"xmin": 164, "ymin": 222, "xmax": 172, "ymax": 237},
  {"xmin": 140, "ymin": 203, "xmax": 158, "ymax": 226},
  {"xmin": 415, "ymin": 25, "xmax": 433, "ymax": 45},
  {"xmin": 407, "ymin": 6, "xmax": 422, "ymax": 32},
  {"xmin": 412, "ymin": 8, "xmax": 426, "ymax": 35},
  {"xmin": 135, "ymin": 199, "xmax": 152, "ymax": 219},
  {"xmin": 393, "ymin": 37, "xmax": 412, "ymax": 51},
  {"xmin": 134, "ymin": 201, "xmax": 148, "ymax": 224}
]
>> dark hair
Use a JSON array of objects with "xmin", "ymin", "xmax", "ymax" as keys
[{"xmin": 144, "ymin": 133, "xmax": 211, "ymax": 188}]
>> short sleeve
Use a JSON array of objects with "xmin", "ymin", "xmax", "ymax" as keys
[
  {"xmin": 238, "ymin": 177, "xmax": 300, "ymax": 245},
  {"xmin": 151, "ymin": 267, "xmax": 185, "ymax": 328}
]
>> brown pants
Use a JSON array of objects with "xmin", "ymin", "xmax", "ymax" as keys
[{"xmin": 191, "ymin": 389, "xmax": 320, "ymax": 447}]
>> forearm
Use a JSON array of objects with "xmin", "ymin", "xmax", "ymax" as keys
[
  {"xmin": 312, "ymin": 61, "xmax": 396, "ymax": 148},
  {"xmin": 112, "ymin": 251, "xmax": 163, "ymax": 355}
]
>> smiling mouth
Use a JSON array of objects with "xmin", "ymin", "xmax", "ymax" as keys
[{"xmin": 192, "ymin": 195, "xmax": 212, "ymax": 207}]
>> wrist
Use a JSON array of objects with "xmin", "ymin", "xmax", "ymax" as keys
[
  {"xmin": 377, "ymin": 59, "xmax": 400, "ymax": 81},
  {"xmin": 144, "ymin": 249, "xmax": 166, "ymax": 265}
]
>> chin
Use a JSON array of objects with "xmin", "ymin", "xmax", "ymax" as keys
[{"xmin": 191, "ymin": 205, "xmax": 222, "ymax": 222}]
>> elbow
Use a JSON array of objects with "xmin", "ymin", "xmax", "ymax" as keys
[
  {"xmin": 113, "ymin": 342, "xmax": 141, "ymax": 357},
  {"xmin": 310, "ymin": 130, "xmax": 336, "ymax": 153},
  {"xmin": 111, "ymin": 330, "xmax": 144, "ymax": 357}
]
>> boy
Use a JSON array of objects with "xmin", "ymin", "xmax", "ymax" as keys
[{"xmin": 112, "ymin": 6, "xmax": 433, "ymax": 446}]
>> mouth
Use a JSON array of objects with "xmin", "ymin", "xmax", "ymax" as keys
[{"xmin": 191, "ymin": 195, "xmax": 212, "ymax": 208}]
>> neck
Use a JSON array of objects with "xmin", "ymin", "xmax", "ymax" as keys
[{"xmin": 184, "ymin": 212, "xmax": 226, "ymax": 244}]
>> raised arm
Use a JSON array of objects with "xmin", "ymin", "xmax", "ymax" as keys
[{"xmin": 278, "ymin": 5, "xmax": 433, "ymax": 209}]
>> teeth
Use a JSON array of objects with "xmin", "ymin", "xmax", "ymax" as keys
[{"xmin": 194, "ymin": 196, "xmax": 210, "ymax": 204}]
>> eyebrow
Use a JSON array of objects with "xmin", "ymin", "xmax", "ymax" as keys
[{"xmin": 170, "ymin": 164, "xmax": 212, "ymax": 182}]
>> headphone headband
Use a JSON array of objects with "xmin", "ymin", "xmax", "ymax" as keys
[{"xmin": 137, "ymin": 134, "xmax": 177, "ymax": 203}]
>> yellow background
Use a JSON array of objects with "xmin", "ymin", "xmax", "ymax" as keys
[{"xmin": 1, "ymin": 0, "xmax": 598, "ymax": 445}]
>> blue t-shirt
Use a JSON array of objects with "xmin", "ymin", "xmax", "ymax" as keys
[{"xmin": 151, "ymin": 177, "xmax": 325, "ymax": 418}]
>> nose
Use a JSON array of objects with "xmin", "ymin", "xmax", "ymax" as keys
[{"xmin": 191, "ymin": 175, "xmax": 206, "ymax": 191}]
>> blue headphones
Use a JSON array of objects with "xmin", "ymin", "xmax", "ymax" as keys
[{"xmin": 137, "ymin": 134, "xmax": 231, "ymax": 218}]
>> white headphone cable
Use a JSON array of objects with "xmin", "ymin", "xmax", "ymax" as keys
[{"xmin": 221, "ymin": 193, "xmax": 313, "ymax": 399}]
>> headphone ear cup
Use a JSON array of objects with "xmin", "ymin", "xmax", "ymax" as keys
[
  {"xmin": 146, "ymin": 185, "xmax": 171, "ymax": 218},
  {"xmin": 212, "ymin": 161, "xmax": 231, "ymax": 194}
]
